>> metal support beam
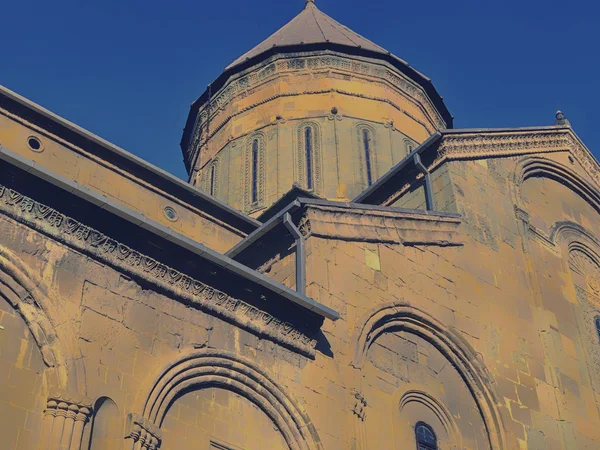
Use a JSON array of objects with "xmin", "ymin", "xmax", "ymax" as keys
[
  {"xmin": 283, "ymin": 212, "xmax": 306, "ymax": 297},
  {"xmin": 413, "ymin": 152, "xmax": 436, "ymax": 211}
]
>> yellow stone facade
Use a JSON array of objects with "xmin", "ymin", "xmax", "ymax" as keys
[
  {"xmin": 1, "ymin": 2, "xmax": 600, "ymax": 450},
  {"xmin": 184, "ymin": 51, "xmax": 442, "ymax": 214}
]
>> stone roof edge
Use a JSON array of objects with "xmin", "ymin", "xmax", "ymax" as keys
[
  {"xmin": 300, "ymin": 199, "xmax": 463, "ymax": 246},
  {"xmin": 0, "ymin": 144, "xmax": 338, "ymax": 322},
  {"xmin": 435, "ymin": 126, "xmax": 600, "ymax": 186},
  {"xmin": 354, "ymin": 125, "xmax": 599, "ymax": 205},
  {"xmin": 226, "ymin": 196, "xmax": 461, "ymax": 261},
  {"xmin": 0, "ymin": 84, "xmax": 260, "ymax": 235}
]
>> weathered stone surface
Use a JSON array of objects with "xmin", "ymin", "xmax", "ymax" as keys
[{"xmin": 0, "ymin": 2, "xmax": 599, "ymax": 449}]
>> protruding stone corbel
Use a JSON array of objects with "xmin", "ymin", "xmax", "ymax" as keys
[
  {"xmin": 40, "ymin": 389, "xmax": 93, "ymax": 450},
  {"xmin": 125, "ymin": 413, "xmax": 162, "ymax": 450}
]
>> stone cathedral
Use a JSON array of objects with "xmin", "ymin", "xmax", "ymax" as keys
[{"xmin": 1, "ymin": 1, "xmax": 600, "ymax": 449}]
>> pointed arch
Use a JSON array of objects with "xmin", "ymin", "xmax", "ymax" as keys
[
  {"xmin": 352, "ymin": 302, "xmax": 506, "ymax": 450},
  {"xmin": 135, "ymin": 348, "xmax": 323, "ymax": 450}
]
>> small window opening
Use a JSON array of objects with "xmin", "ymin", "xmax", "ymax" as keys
[
  {"xmin": 363, "ymin": 129, "xmax": 373, "ymax": 186},
  {"xmin": 415, "ymin": 422, "xmax": 437, "ymax": 450},
  {"xmin": 27, "ymin": 136, "xmax": 42, "ymax": 151},
  {"xmin": 209, "ymin": 164, "xmax": 216, "ymax": 196},
  {"xmin": 305, "ymin": 127, "xmax": 313, "ymax": 190},
  {"xmin": 251, "ymin": 139, "xmax": 259, "ymax": 204}
]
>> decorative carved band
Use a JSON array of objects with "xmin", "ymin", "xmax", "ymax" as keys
[
  {"xmin": 125, "ymin": 413, "xmax": 162, "ymax": 450},
  {"xmin": 191, "ymin": 53, "xmax": 445, "ymax": 145},
  {"xmin": 187, "ymin": 51, "xmax": 447, "ymax": 162},
  {"xmin": 435, "ymin": 130, "xmax": 599, "ymax": 188},
  {"xmin": 0, "ymin": 183, "xmax": 317, "ymax": 356},
  {"xmin": 41, "ymin": 389, "xmax": 93, "ymax": 450},
  {"xmin": 190, "ymin": 87, "xmax": 435, "ymax": 167}
]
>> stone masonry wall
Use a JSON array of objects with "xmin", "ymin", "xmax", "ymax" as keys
[{"xmin": 1, "ymin": 145, "xmax": 599, "ymax": 450}]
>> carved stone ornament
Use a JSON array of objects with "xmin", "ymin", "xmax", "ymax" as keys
[
  {"xmin": 41, "ymin": 389, "xmax": 93, "ymax": 450},
  {"xmin": 351, "ymin": 391, "xmax": 367, "ymax": 421},
  {"xmin": 0, "ymin": 183, "xmax": 318, "ymax": 356},
  {"xmin": 298, "ymin": 216, "xmax": 312, "ymax": 237},
  {"xmin": 435, "ymin": 129, "xmax": 599, "ymax": 188},
  {"xmin": 570, "ymin": 249, "xmax": 600, "ymax": 297},
  {"xmin": 125, "ymin": 413, "xmax": 162, "ymax": 450},
  {"xmin": 187, "ymin": 52, "xmax": 446, "ymax": 155}
]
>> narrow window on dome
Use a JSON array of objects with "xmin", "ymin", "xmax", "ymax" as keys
[
  {"xmin": 251, "ymin": 138, "xmax": 259, "ymax": 204},
  {"xmin": 596, "ymin": 316, "xmax": 600, "ymax": 343},
  {"xmin": 305, "ymin": 126, "xmax": 314, "ymax": 190},
  {"xmin": 415, "ymin": 422, "xmax": 437, "ymax": 450},
  {"xmin": 209, "ymin": 164, "xmax": 216, "ymax": 196},
  {"xmin": 363, "ymin": 128, "xmax": 373, "ymax": 186}
]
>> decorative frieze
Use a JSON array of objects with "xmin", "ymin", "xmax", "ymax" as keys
[
  {"xmin": 435, "ymin": 130, "xmax": 600, "ymax": 188},
  {"xmin": 0, "ymin": 183, "xmax": 318, "ymax": 356},
  {"xmin": 125, "ymin": 413, "xmax": 162, "ymax": 450},
  {"xmin": 188, "ymin": 52, "xmax": 446, "ymax": 156},
  {"xmin": 41, "ymin": 389, "xmax": 93, "ymax": 450}
]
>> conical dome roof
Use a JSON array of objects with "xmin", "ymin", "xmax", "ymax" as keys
[
  {"xmin": 181, "ymin": 1, "xmax": 453, "ymax": 152},
  {"xmin": 226, "ymin": 1, "xmax": 390, "ymax": 70}
]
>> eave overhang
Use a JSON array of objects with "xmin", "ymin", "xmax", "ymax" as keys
[
  {"xmin": 0, "ymin": 85, "xmax": 260, "ymax": 235},
  {"xmin": 0, "ymin": 145, "xmax": 339, "ymax": 356}
]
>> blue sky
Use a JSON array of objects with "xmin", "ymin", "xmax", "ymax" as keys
[{"xmin": 3, "ymin": 0, "xmax": 598, "ymax": 180}]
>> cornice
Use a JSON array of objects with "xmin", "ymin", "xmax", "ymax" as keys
[
  {"xmin": 300, "ymin": 202, "xmax": 462, "ymax": 246},
  {"xmin": 434, "ymin": 128, "xmax": 599, "ymax": 188},
  {"xmin": 0, "ymin": 99, "xmax": 259, "ymax": 235},
  {"xmin": 0, "ymin": 182, "xmax": 318, "ymax": 356}
]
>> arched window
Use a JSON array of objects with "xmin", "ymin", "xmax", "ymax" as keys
[
  {"xmin": 357, "ymin": 125, "xmax": 377, "ymax": 187},
  {"xmin": 297, "ymin": 123, "xmax": 321, "ymax": 193},
  {"xmin": 245, "ymin": 134, "xmax": 266, "ymax": 210},
  {"xmin": 362, "ymin": 128, "xmax": 374, "ymax": 186},
  {"xmin": 415, "ymin": 422, "xmax": 437, "ymax": 450},
  {"xmin": 305, "ymin": 126, "xmax": 314, "ymax": 190},
  {"xmin": 251, "ymin": 138, "xmax": 259, "ymax": 204},
  {"xmin": 203, "ymin": 159, "xmax": 219, "ymax": 197},
  {"xmin": 209, "ymin": 164, "xmax": 217, "ymax": 196},
  {"xmin": 596, "ymin": 316, "xmax": 600, "ymax": 343}
]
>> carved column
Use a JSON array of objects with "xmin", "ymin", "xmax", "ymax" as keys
[
  {"xmin": 39, "ymin": 390, "xmax": 93, "ymax": 450},
  {"xmin": 125, "ymin": 413, "xmax": 162, "ymax": 450},
  {"xmin": 69, "ymin": 405, "xmax": 91, "ymax": 450}
]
